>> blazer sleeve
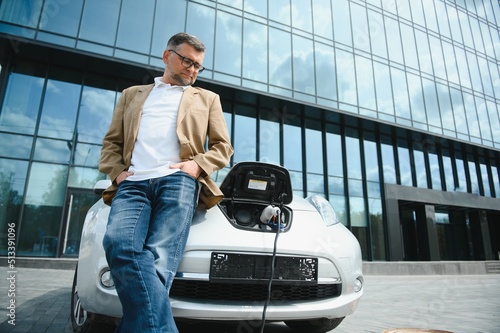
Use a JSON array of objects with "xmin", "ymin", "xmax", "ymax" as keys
[{"xmin": 191, "ymin": 93, "xmax": 233, "ymax": 176}]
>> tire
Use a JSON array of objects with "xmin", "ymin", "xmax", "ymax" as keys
[
  {"xmin": 284, "ymin": 317, "xmax": 345, "ymax": 333},
  {"xmin": 70, "ymin": 266, "xmax": 115, "ymax": 333}
]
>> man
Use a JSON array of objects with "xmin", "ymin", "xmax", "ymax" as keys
[{"xmin": 99, "ymin": 32, "xmax": 233, "ymax": 333}]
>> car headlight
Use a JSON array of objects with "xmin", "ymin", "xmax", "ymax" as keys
[{"xmin": 306, "ymin": 195, "xmax": 340, "ymax": 226}]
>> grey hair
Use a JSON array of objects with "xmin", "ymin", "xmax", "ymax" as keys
[{"xmin": 167, "ymin": 32, "xmax": 206, "ymax": 52}]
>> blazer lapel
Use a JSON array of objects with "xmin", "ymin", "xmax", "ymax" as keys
[{"xmin": 177, "ymin": 86, "xmax": 198, "ymax": 126}]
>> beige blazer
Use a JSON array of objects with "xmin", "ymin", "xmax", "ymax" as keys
[{"xmin": 99, "ymin": 84, "xmax": 233, "ymax": 209}]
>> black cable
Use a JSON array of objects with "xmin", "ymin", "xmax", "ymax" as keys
[{"xmin": 260, "ymin": 213, "xmax": 281, "ymax": 333}]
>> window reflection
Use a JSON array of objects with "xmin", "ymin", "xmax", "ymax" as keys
[
  {"xmin": 398, "ymin": 141, "xmax": 412, "ymax": 186},
  {"xmin": 116, "ymin": 0, "xmax": 154, "ymax": 54},
  {"xmin": 305, "ymin": 121, "xmax": 323, "ymax": 175},
  {"xmin": 79, "ymin": 0, "xmax": 121, "ymax": 46},
  {"xmin": 368, "ymin": 10, "xmax": 387, "ymax": 59},
  {"xmin": 0, "ymin": 73, "xmax": 43, "ymax": 135},
  {"xmin": 0, "ymin": 133, "xmax": 32, "ymax": 159},
  {"xmin": 381, "ymin": 137, "xmax": 396, "ymax": 184},
  {"xmin": 333, "ymin": 1, "xmax": 352, "ymax": 46},
  {"xmin": 77, "ymin": 86, "xmax": 116, "ymax": 144},
  {"xmin": 364, "ymin": 139, "xmax": 379, "ymax": 182},
  {"xmin": 233, "ymin": 108, "xmax": 256, "ymax": 163},
  {"xmin": 269, "ymin": 28, "xmax": 292, "ymax": 89},
  {"xmin": 243, "ymin": 20, "xmax": 267, "ymax": 82},
  {"xmin": 0, "ymin": 0, "xmax": 42, "ymax": 27},
  {"xmin": 391, "ymin": 67, "xmax": 411, "ymax": 120},
  {"xmin": 355, "ymin": 55, "xmax": 376, "ymax": 110},
  {"xmin": 312, "ymin": 0, "xmax": 333, "ymax": 40},
  {"xmin": 259, "ymin": 118, "xmax": 280, "ymax": 165},
  {"xmin": 186, "ymin": 2, "xmax": 216, "ymax": 70},
  {"xmin": 0, "ymin": 159, "xmax": 28, "ymax": 256},
  {"xmin": 413, "ymin": 147, "xmax": 427, "ymax": 188},
  {"xmin": 39, "ymin": 0, "xmax": 83, "ymax": 36},
  {"xmin": 315, "ymin": 42, "xmax": 337, "ymax": 101},
  {"xmin": 215, "ymin": 11, "xmax": 242, "ymax": 76},
  {"xmin": 283, "ymin": 123, "xmax": 302, "ymax": 171},
  {"xmin": 38, "ymin": 79, "xmax": 80, "ymax": 140},
  {"xmin": 345, "ymin": 133, "xmax": 362, "ymax": 180},
  {"xmin": 269, "ymin": 0, "xmax": 290, "ymax": 25},
  {"xmin": 293, "ymin": 35, "xmax": 315, "ymax": 95},
  {"xmin": 291, "ymin": 0, "xmax": 312, "ymax": 32},
  {"xmin": 351, "ymin": 3, "xmax": 370, "ymax": 53},
  {"xmin": 336, "ymin": 49, "xmax": 356, "ymax": 105},
  {"xmin": 479, "ymin": 162, "xmax": 491, "ymax": 197},
  {"xmin": 68, "ymin": 166, "xmax": 106, "ymax": 189},
  {"xmin": 33, "ymin": 138, "xmax": 71, "ymax": 164}
]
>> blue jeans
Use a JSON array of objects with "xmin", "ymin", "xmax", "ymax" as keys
[{"xmin": 103, "ymin": 172, "xmax": 198, "ymax": 333}]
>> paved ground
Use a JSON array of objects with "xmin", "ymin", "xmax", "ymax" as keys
[{"xmin": 0, "ymin": 266, "xmax": 499, "ymax": 333}]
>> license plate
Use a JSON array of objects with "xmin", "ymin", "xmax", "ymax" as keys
[{"xmin": 210, "ymin": 252, "xmax": 318, "ymax": 284}]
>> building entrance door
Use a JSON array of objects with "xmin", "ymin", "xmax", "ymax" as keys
[{"xmin": 60, "ymin": 188, "xmax": 98, "ymax": 257}]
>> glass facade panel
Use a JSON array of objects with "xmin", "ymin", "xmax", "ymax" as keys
[
  {"xmin": 151, "ymin": 1, "xmax": 186, "ymax": 57},
  {"xmin": 0, "ymin": 159, "xmax": 28, "ymax": 255},
  {"xmin": 292, "ymin": 35, "xmax": 315, "ymax": 95},
  {"xmin": 312, "ymin": 0, "xmax": 332, "ymax": 40},
  {"xmin": 428, "ymin": 36, "xmax": 446, "ymax": 80},
  {"xmin": 336, "ymin": 49, "xmax": 357, "ymax": 106},
  {"xmin": 283, "ymin": 122, "xmax": 302, "ymax": 172},
  {"xmin": 243, "ymin": 19, "xmax": 267, "ymax": 82},
  {"xmin": 79, "ymin": 0, "xmax": 121, "ymax": 46},
  {"xmin": 33, "ymin": 138, "xmax": 71, "ymax": 164},
  {"xmin": 0, "ymin": 0, "xmax": 42, "ymax": 27},
  {"xmin": 332, "ymin": 0, "xmax": 352, "ymax": 46},
  {"xmin": 407, "ymin": 72, "xmax": 426, "ymax": 124},
  {"xmin": 400, "ymin": 23, "xmax": 419, "ymax": 70},
  {"xmin": 364, "ymin": 138, "xmax": 379, "ymax": 182},
  {"xmin": 77, "ymin": 86, "xmax": 116, "ymax": 144},
  {"xmin": 38, "ymin": 79, "xmax": 81, "ymax": 140},
  {"xmin": 39, "ymin": 0, "xmax": 84, "ymax": 37},
  {"xmin": 450, "ymin": 88, "xmax": 468, "ymax": 136},
  {"xmin": 68, "ymin": 166, "xmax": 106, "ymax": 189},
  {"xmin": 269, "ymin": 27, "xmax": 292, "ymax": 89},
  {"xmin": 413, "ymin": 147, "xmax": 427, "ymax": 188},
  {"xmin": 398, "ymin": 142, "xmax": 412, "ymax": 186},
  {"xmin": 215, "ymin": 11, "xmax": 242, "ymax": 76},
  {"xmin": 326, "ymin": 125, "xmax": 343, "ymax": 178},
  {"xmin": 355, "ymin": 55, "xmax": 376, "ymax": 110},
  {"xmin": 351, "ymin": 2, "xmax": 370, "ymax": 53},
  {"xmin": 233, "ymin": 108, "xmax": 256, "ymax": 163},
  {"xmin": 115, "ymin": 0, "xmax": 154, "ymax": 55},
  {"xmin": 368, "ymin": 9, "xmax": 387, "ymax": 59},
  {"xmin": 391, "ymin": 67, "xmax": 411, "ymax": 120},
  {"xmin": 186, "ymin": 2, "xmax": 216, "ymax": 70},
  {"xmin": 269, "ymin": 0, "xmax": 290, "ymax": 25},
  {"xmin": 0, "ymin": 73, "xmax": 43, "ymax": 135},
  {"xmin": 442, "ymin": 150, "xmax": 454, "ymax": 191},
  {"xmin": 385, "ymin": 16, "xmax": 403, "ymax": 64},
  {"xmin": 0, "ymin": 133, "xmax": 32, "ymax": 159},
  {"xmin": 381, "ymin": 137, "xmax": 396, "ymax": 184},
  {"xmin": 455, "ymin": 152, "xmax": 467, "ymax": 192},
  {"xmin": 315, "ymin": 42, "xmax": 336, "ymax": 101},
  {"xmin": 18, "ymin": 162, "xmax": 68, "ymax": 257},
  {"xmin": 369, "ymin": 198, "xmax": 385, "ymax": 260},
  {"xmin": 291, "ymin": 0, "xmax": 312, "ymax": 32},
  {"xmin": 345, "ymin": 134, "xmax": 362, "ymax": 180},
  {"xmin": 259, "ymin": 118, "xmax": 280, "ymax": 165}
]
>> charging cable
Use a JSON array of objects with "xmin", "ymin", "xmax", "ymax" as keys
[{"xmin": 259, "ymin": 205, "xmax": 281, "ymax": 333}]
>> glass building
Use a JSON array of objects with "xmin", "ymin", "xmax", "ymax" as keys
[{"xmin": 0, "ymin": 0, "xmax": 499, "ymax": 262}]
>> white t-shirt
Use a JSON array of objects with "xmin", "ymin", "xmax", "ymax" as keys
[{"xmin": 127, "ymin": 78, "xmax": 189, "ymax": 181}]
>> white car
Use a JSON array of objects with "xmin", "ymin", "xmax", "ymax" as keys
[{"xmin": 71, "ymin": 162, "xmax": 363, "ymax": 333}]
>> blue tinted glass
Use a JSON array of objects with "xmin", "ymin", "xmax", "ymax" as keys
[
  {"xmin": 381, "ymin": 140, "xmax": 396, "ymax": 184},
  {"xmin": 291, "ymin": 0, "xmax": 312, "ymax": 32},
  {"xmin": 77, "ymin": 86, "xmax": 116, "ymax": 144},
  {"xmin": 233, "ymin": 109, "xmax": 256, "ymax": 163},
  {"xmin": 336, "ymin": 49, "xmax": 356, "ymax": 105},
  {"xmin": 326, "ymin": 130, "xmax": 343, "ymax": 177},
  {"xmin": 284, "ymin": 124, "xmax": 302, "ymax": 171},
  {"xmin": 0, "ymin": 0, "xmax": 41, "ymax": 27},
  {"xmin": 315, "ymin": 42, "xmax": 336, "ymax": 100},
  {"xmin": 33, "ymin": 138, "xmax": 71, "ymax": 164},
  {"xmin": 0, "ymin": 73, "xmax": 44, "ymax": 135},
  {"xmin": 269, "ymin": 28, "xmax": 292, "ymax": 89},
  {"xmin": 373, "ymin": 62, "xmax": 393, "ymax": 115},
  {"xmin": 79, "ymin": 0, "xmax": 120, "ymax": 45},
  {"xmin": 151, "ymin": 1, "xmax": 186, "ymax": 57},
  {"xmin": 116, "ymin": 0, "xmax": 154, "ymax": 54},
  {"xmin": 368, "ymin": 9, "xmax": 387, "ymax": 59},
  {"xmin": 259, "ymin": 118, "xmax": 280, "ymax": 165},
  {"xmin": 0, "ymin": 133, "xmax": 33, "ymax": 159},
  {"xmin": 351, "ymin": 2, "xmax": 369, "ymax": 53},
  {"xmin": 215, "ymin": 12, "xmax": 242, "ymax": 76},
  {"xmin": 312, "ymin": 0, "xmax": 332, "ymax": 39},
  {"xmin": 332, "ymin": 0, "xmax": 352, "ymax": 46},
  {"xmin": 355, "ymin": 55, "xmax": 375, "ymax": 110},
  {"xmin": 38, "ymin": 79, "xmax": 80, "ymax": 140},
  {"xmin": 186, "ymin": 2, "xmax": 215, "ymax": 69},
  {"xmin": 39, "ymin": 0, "xmax": 84, "ymax": 36},
  {"xmin": 306, "ymin": 124, "xmax": 323, "ymax": 174},
  {"xmin": 398, "ymin": 145, "xmax": 412, "ymax": 186},
  {"xmin": 364, "ymin": 140, "xmax": 379, "ymax": 182},
  {"xmin": 413, "ymin": 148, "xmax": 427, "ymax": 188},
  {"xmin": 243, "ymin": 20, "xmax": 267, "ymax": 82},
  {"xmin": 269, "ymin": 0, "xmax": 290, "ymax": 25},
  {"xmin": 293, "ymin": 35, "xmax": 314, "ymax": 95},
  {"xmin": 346, "ymin": 135, "xmax": 362, "ymax": 180}
]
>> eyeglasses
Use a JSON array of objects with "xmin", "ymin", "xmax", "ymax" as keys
[{"xmin": 168, "ymin": 49, "xmax": 205, "ymax": 73}]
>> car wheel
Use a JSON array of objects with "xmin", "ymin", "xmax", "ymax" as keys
[
  {"xmin": 71, "ymin": 266, "xmax": 115, "ymax": 333},
  {"xmin": 284, "ymin": 317, "xmax": 345, "ymax": 333}
]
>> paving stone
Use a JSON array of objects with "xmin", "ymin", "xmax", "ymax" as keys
[{"xmin": 0, "ymin": 267, "xmax": 499, "ymax": 332}]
